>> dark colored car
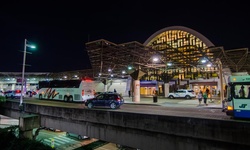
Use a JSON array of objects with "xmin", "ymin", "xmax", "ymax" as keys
[
  {"xmin": 85, "ymin": 92, "xmax": 124, "ymax": 109},
  {"xmin": 66, "ymin": 132, "xmax": 89, "ymax": 140}
]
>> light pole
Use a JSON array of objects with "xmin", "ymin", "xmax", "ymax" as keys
[{"xmin": 20, "ymin": 39, "xmax": 35, "ymax": 110}]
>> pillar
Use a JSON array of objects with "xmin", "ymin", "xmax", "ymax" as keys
[
  {"xmin": 133, "ymin": 80, "xmax": 140, "ymax": 102},
  {"xmin": 19, "ymin": 114, "xmax": 40, "ymax": 139},
  {"xmin": 11, "ymin": 84, "xmax": 15, "ymax": 90},
  {"xmin": 164, "ymin": 83, "xmax": 170, "ymax": 98},
  {"xmin": 102, "ymin": 79, "xmax": 108, "ymax": 92},
  {"xmin": 104, "ymin": 84, "xmax": 108, "ymax": 92}
]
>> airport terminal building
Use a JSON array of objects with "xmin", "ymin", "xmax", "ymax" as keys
[{"xmin": 0, "ymin": 26, "xmax": 249, "ymax": 98}]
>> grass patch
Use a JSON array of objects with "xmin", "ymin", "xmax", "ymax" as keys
[
  {"xmin": 0, "ymin": 96, "xmax": 6, "ymax": 102},
  {"xmin": 0, "ymin": 126, "xmax": 53, "ymax": 150}
]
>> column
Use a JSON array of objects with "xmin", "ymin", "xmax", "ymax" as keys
[
  {"xmin": 19, "ymin": 114, "xmax": 40, "ymax": 139},
  {"xmin": 11, "ymin": 84, "xmax": 15, "ymax": 90},
  {"xmin": 104, "ymin": 84, "xmax": 108, "ymax": 92},
  {"xmin": 133, "ymin": 80, "xmax": 140, "ymax": 102},
  {"xmin": 164, "ymin": 83, "xmax": 170, "ymax": 98}
]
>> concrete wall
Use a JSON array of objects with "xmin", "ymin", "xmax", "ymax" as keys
[{"xmin": 1, "ymin": 101, "xmax": 250, "ymax": 150}]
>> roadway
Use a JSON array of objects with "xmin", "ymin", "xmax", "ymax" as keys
[{"xmin": 6, "ymin": 95, "xmax": 230, "ymax": 121}]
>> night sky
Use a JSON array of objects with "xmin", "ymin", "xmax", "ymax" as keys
[{"xmin": 0, "ymin": 1, "xmax": 249, "ymax": 72}]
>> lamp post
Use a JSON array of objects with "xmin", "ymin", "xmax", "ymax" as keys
[{"xmin": 20, "ymin": 39, "xmax": 35, "ymax": 110}]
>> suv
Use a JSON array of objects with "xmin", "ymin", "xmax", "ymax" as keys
[
  {"xmin": 85, "ymin": 92, "xmax": 124, "ymax": 109},
  {"xmin": 168, "ymin": 89, "xmax": 196, "ymax": 99},
  {"xmin": 4, "ymin": 90, "xmax": 23, "ymax": 99}
]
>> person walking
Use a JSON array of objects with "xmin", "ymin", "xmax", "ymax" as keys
[
  {"xmin": 203, "ymin": 91, "xmax": 208, "ymax": 106},
  {"xmin": 197, "ymin": 91, "xmax": 203, "ymax": 106}
]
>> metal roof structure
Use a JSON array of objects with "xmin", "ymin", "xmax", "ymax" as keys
[
  {"xmin": 0, "ymin": 41, "xmax": 248, "ymax": 81},
  {"xmin": 83, "ymin": 39, "xmax": 250, "ymax": 81},
  {"xmin": 211, "ymin": 47, "xmax": 250, "ymax": 73},
  {"xmin": 85, "ymin": 39, "xmax": 155, "ymax": 80},
  {"xmin": 40, "ymin": 39, "xmax": 248, "ymax": 82}
]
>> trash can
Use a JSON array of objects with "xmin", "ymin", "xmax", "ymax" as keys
[{"xmin": 153, "ymin": 96, "xmax": 158, "ymax": 103}]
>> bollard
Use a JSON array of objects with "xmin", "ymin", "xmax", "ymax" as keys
[
  {"xmin": 153, "ymin": 96, "xmax": 158, "ymax": 103},
  {"xmin": 51, "ymin": 138, "xmax": 55, "ymax": 149},
  {"xmin": 222, "ymin": 99, "xmax": 226, "ymax": 112}
]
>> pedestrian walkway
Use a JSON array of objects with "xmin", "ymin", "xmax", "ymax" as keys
[{"xmin": 123, "ymin": 96, "xmax": 222, "ymax": 109}]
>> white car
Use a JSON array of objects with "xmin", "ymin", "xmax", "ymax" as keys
[
  {"xmin": 0, "ymin": 91, "xmax": 4, "ymax": 96},
  {"xmin": 168, "ymin": 89, "xmax": 196, "ymax": 99},
  {"xmin": 4, "ymin": 90, "xmax": 24, "ymax": 99}
]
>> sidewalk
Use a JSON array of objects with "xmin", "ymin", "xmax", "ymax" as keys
[{"xmin": 123, "ymin": 96, "xmax": 222, "ymax": 109}]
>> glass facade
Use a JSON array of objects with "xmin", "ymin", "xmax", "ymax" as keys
[{"xmin": 142, "ymin": 27, "xmax": 218, "ymax": 82}]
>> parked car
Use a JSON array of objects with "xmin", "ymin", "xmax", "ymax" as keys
[
  {"xmin": 168, "ymin": 89, "xmax": 196, "ymax": 99},
  {"xmin": 44, "ymin": 127, "xmax": 61, "ymax": 132},
  {"xmin": 66, "ymin": 132, "xmax": 89, "ymax": 140},
  {"xmin": 4, "ymin": 90, "xmax": 24, "ymax": 99},
  {"xmin": 85, "ymin": 92, "xmax": 124, "ymax": 109}
]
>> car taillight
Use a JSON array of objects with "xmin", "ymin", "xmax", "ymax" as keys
[
  {"xmin": 16, "ymin": 90, "xmax": 21, "ymax": 93},
  {"xmin": 116, "ymin": 97, "xmax": 120, "ymax": 101}
]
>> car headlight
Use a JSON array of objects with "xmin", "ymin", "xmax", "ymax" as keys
[{"xmin": 227, "ymin": 106, "xmax": 233, "ymax": 111}]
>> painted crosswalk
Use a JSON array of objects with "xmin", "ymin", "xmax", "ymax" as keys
[{"xmin": 37, "ymin": 134, "xmax": 82, "ymax": 149}]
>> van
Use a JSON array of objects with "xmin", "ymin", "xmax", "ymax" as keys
[{"xmin": 4, "ymin": 90, "xmax": 23, "ymax": 99}]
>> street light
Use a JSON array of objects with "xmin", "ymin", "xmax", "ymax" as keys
[{"xmin": 20, "ymin": 39, "xmax": 36, "ymax": 110}]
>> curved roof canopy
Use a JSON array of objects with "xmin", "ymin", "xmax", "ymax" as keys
[
  {"xmin": 143, "ymin": 26, "xmax": 215, "ymax": 68},
  {"xmin": 144, "ymin": 26, "xmax": 214, "ymax": 47}
]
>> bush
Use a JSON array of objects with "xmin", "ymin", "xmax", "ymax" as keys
[
  {"xmin": 0, "ymin": 96, "xmax": 6, "ymax": 102},
  {"xmin": 0, "ymin": 126, "xmax": 53, "ymax": 150}
]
